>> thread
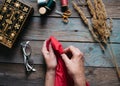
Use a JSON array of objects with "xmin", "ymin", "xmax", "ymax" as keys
[
  {"xmin": 61, "ymin": 0, "xmax": 68, "ymax": 12},
  {"xmin": 39, "ymin": 7, "xmax": 47, "ymax": 15},
  {"xmin": 37, "ymin": 0, "xmax": 47, "ymax": 6},
  {"xmin": 46, "ymin": 0, "xmax": 56, "ymax": 11},
  {"xmin": 61, "ymin": 0, "xmax": 68, "ymax": 7},
  {"xmin": 38, "ymin": 0, "xmax": 56, "ymax": 15}
]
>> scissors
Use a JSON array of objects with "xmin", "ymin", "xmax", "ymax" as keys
[{"xmin": 55, "ymin": 10, "xmax": 72, "ymax": 24}]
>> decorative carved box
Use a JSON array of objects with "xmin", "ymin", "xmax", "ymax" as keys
[{"xmin": 0, "ymin": 0, "xmax": 33, "ymax": 48}]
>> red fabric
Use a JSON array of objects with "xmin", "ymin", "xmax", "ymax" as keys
[{"xmin": 46, "ymin": 36, "xmax": 89, "ymax": 86}]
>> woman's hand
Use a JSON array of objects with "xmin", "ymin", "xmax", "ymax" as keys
[
  {"xmin": 41, "ymin": 40, "xmax": 57, "ymax": 72},
  {"xmin": 61, "ymin": 46, "xmax": 86, "ymax": 86},
  {"xmin": 41, "ymin": 40, "xmax": 57, "ymax": 86}
]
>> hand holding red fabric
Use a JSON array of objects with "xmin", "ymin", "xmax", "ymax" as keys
[
  {"xmin": 61, "ymin": 46, "xmax": 86, "ymax": 86},
  {"xmin": 42, "ymin": 40, "xmax": 57, "ymax": 71},
  {"xmin": 42, "ymin": 36, "xmax": 89, "ymax": 86}
]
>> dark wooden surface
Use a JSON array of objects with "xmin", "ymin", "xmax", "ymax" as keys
[{"xmin": 0, "ymin": 0, "xmax": 120, "ymax": 86}]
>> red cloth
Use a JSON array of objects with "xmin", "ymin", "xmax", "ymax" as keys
[{"xmin": 46, "ymin": 36, "xmax": 89, "ymax": 86}]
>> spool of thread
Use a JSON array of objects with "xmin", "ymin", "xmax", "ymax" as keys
[
  {"xmin": 37, "ymin": 0, "xmax": 47, "ymax": 6},
  {"xmin": 38, "ymin": 0, "xmax": 56, "ymax": 15},
  {"xmin": 46, "ymin": 0, "xmax": 56, "ymax": 11},
  {"xmin": 38, "ymin": 0, "xmax": 47, "ymax": 15},
  {"xmin": 39, "ymin": 7, "xmax": 47, "ymax": 15},
  {"xmin": 60, "ymin": 0, "xmax": 68, "ymax": 12}
]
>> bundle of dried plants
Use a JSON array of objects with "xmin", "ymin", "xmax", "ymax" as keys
[{"xmin": 72, "ymin": 0, "xmax": 120, "ymax": 79}]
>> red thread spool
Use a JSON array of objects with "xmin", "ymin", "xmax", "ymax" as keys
[
  {"xmin": 61, "ymin": 0, "xmax": 68, "ymax": 12},
  {"xmin": 61, "ymin": 0, "xmax": 68, "ymax": 6}
]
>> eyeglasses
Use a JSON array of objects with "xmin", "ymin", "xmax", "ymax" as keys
[{"xmin": 20, "ymin": 41, "xmax": 36, "ymax": 72}]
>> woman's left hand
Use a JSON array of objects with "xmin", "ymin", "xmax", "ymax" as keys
[{"xmin": 41, "ymin": 40, "xmax": 57, "ymax": 72}]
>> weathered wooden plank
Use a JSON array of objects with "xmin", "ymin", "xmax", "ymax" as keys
[
  {"xmin": 86, "ymin": 67, "xmax": 120, "ymax": 86},
  {"xmin": 1, "ymin": 0, "xmax": 119, "ymax": 18},
  {"xmin": 0, "ymin": 41, "xmax": 120, "ymax": 67},
  {"xmin": 18, "ymin": 0, "xmax": 120, "ymax": 18},
  {"xmin": 0, "ymin": 0, "xmax": 119, "ymax": 85},
  {"xmin": 0, "ymin": 0, "xmax": 119, "ymax": 42},
  {"xmin": 0, "ymin": 63, "xmax": 45, "ymax": 86},
  {"xmin": 0, "ymin": 63, "xmax": 119, "ymax": 86},
  {"xmin": 21, "ymin": 18, "xmax": 120, "ymax": 43}
]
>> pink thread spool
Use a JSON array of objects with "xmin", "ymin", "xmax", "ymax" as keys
[{"xmin": 60, "ymin": 0, "xmax": 68, "ymax": 12}]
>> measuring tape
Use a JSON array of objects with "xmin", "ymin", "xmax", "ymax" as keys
[{"xmin": 37, "ymin": 0, "xmax": 56, "ymax": 15}]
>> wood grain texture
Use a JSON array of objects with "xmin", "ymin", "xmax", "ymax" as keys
[
  {"xmin": 0, "ymin": 64, "xmax": 45, "ymax": 86},
  {"xmin": 0, "ymin": 63, "xmax": 119, "ymax": 86},
  {"xmin": 18, "ymin": 0, "xmax": 120, "ymax": 18},
  {"xmin": 0, "ymin": 0, "xmax": 120, "ymax": 85},
  {"xmin": 21, "ymin": 18, "xmax": 120, "ymax": 43},
  {"xmin": 0, "ymin": 41, "xmax": 120, "ymax": 67}
]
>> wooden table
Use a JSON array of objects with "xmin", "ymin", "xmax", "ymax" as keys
[{"xmin": 0, "ymin": 0, "xmax": 120, "ymax": 86}]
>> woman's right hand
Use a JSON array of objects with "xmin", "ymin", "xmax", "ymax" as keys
[{"xmin": 61, "ymin": 46, "xmax": 86, "ymax": 86}]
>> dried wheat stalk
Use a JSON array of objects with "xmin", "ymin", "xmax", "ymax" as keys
[
  {"xmin": 86, "ymin": 0, "xmax": 112, "ymax": 44},
  {"xmin": 108, "ymin": 43, "xmax": 120, "ymax": 78},
  {"xmin": 73, "ymin": 0, "xmax": 120, "ymax": 79},
  {"xmin": 87, "ymin": 0, "xmax": 120, "ymax": 78},
  {"xmin": 86, "ymin": 0, "xmax": 96, "ymax": 19},
  {"xmin": 72, "ymin": 1, "xmax": 105, "ymax": 51},
  {"xmin": 72, "ymin": 1, "xmax": 88, "ymax": 25}
]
